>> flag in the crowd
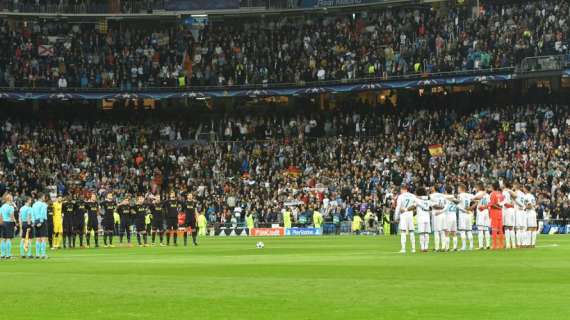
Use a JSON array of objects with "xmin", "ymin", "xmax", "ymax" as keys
[
  {"xmin": 38, "ymin": 45, "xmax": 55, "ymax": 56},
  {"xmin": 286, "ymin": 166, "xmax": 301, "ymax": 177},
  {"xmin": 428, "ymin": 144, "xmax": 444, "ymax": 157},
  {"xmin": 183, "ymin": 49, "xmax": 192, "ymax": 78}
]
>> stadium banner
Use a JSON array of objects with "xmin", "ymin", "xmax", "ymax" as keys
[
  {"xmin": 301, "ymin": 0, "xmax": 388, "ymax": 8},
  {"xmin": 0, "ymin": 73, "xmax": 520, "ymax": 101},
  {"xmin": 250, "ymin": 228, "xmax": 285, "ymax": 237},
  {"xmin": 285, "ymin": 227, "xmax": 322, "ymax": 236},
  {"xmin": 165, "ymin": 0, "xmax": 239, "ymax": 11}
]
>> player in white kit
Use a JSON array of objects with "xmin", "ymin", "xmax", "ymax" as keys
[
  {"xmin": 524, "ymin": 185, "xmax": 538, "ymax": 248},
  {"xmin": 415, "ymin": 187, "xmax": 431, "ymax": 252},
  {"xmin": 457, "ymin": 183, "xmax": 479, "ymax": 251},
  {"xmin": 474, "ymin": 183, "xmax": 491, "ymax": 250},
  {"xmin": 395, "ymin": 185, "xmax": 417, "ymax": 253},
  {"xmin": 513, "ymin": 182, "xmax": 527, "ymax": 248},
  {"xmin": 502, "ymin": 182, "xmax": 517, "ymax": 249},
  {"xmin": 429, "ymin": 186, "xmax": 450, "ymax": 252},
  {"xmin": 444, "ymin": 185, "xmax": 459, "ymax": 252}
]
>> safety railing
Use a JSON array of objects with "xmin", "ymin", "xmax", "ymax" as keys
[
  {"xmin": 519, "ymin": 55, "xmax": 567, "ymax": 73},
  {"xmin": 0, "ymin": 67, "xmax": 515, "ymax": 93}
]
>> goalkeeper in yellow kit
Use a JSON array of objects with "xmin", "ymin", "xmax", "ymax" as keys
[{"xmin": 52, "ymin": 196, "xmax": 63, "ymax": 249}]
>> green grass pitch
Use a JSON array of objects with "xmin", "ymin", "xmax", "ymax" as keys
[{"xmin": 2, "ymin": 235, "xmax": 568, "ymax": 320}]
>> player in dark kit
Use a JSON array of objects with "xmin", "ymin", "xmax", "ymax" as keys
[
  {"xmin": 150, "ymin": 196, "xmax": 165, "ymax": 246},
  {"xmin": 62, "ymin": 196, "xmax": 75, "ymax": 249},
  {"xmin": 100, "ymin": 193, "xmax": 117, "ymax": 247},
  {"xmin": 117, "ymin": 196, "xmax": 133, "ymax": 246},
  {"xmin": 164, "ymin": 192, "xmax": 180, "ymax": 246},
  {"xmin": 73, "ymin": 195, "xmax": 87, "ymax": 248},
  {"xmin": 183, "ymin": 193, "xmax": 199, "ymax": 246},
  {"xmin": 133, "ymin": 196, "xmax": 149, "ymax": 247},
  {"xmin": 85, "ymin": 194, "xmax": 100, "ymax": 248},
  {"xmin": 47, "ymin": 200, "xmax": 54, "ymax": 249}
]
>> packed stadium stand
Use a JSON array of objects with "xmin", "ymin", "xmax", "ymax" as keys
[
  {"xmin": 0, "ymin": 0, "xmax": 569, "ymax": 229},
  {"xmin": 0, "ymin": 0, "xmax": 568, "ymax": 88}
]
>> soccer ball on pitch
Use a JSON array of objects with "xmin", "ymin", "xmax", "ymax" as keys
[{"xmin": 256, "ymin": 241, "xmax": 265, "ymax": 249}]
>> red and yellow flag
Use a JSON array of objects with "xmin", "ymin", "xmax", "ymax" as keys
[{"xmin": 428, "ymin": 144, "xmax": 444, "ymax": 157}]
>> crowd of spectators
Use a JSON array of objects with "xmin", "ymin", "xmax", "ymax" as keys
[
  {"xmin": 1, "ymin": 102, "xmax": 569, "ymax": 227},
  {"xmin": 0, "ymin": 0, "xmax": 165, "ymax": 14},
  {"xmin": 0, "ymin": 0, "xmax": 569, "ymax": 89}
]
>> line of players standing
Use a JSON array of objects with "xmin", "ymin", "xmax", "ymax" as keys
[
  {"xmin": 40, "ymin": 191, "xmax": 199, "ymax": 252},
  {"xmin": 396, "ymin": 181, "xmax": 538, "ymax": 253}
]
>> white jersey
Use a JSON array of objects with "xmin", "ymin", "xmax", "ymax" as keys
[
  {"xmin": 524, "ymin": 193, "xmax": 536, "ymax": 209},
  {"xmin": 514, "ymin": 190, "xmax": 526, "ymax": 211},
  {"xmin": 475, "ymin": 191, "xmax": 490, "ymax": 212},
  {"xmin": 446, "ymin": 198, "xmax": 458, "ymax": 215},
  {"xmin": 457, "ymin": 192, "xmax": 474, "ymax": 214},
  {"xmin": 502, "ymin": 190, "xmax": 514, "ymax": 208},
  {"xmin": 429, "ymin": 192, "xmax": 448, "ymax": 215},
  {"xmin": 415, "ymin": 196, "xmax": 431, "ymax": 219},
  {"xmin": 396, "ymin": 191, "xmax": 417, "ymax": 232},
  {"xmin": 395, "ymin": 192, "xmax": 417, "ymax": 215},
  {"xmin": 429, "ymin": 192, "xmax": 447, "ymax": 232},
  {"xmin": 525, "ymin": 192, "xmax": 538, "ymax": 228}
]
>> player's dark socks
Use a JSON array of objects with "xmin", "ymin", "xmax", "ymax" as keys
[
  {"xmin": 151, "ymin": 232, "xmax": 156, "ymax": 243},
  {"xmin": 159, "ymin": 232, "xmax": 164, "ymax": 243},
  {"xmin": 72, "ymin": 234, "xmax": 76, "ymax": 248},
  {"xmin": 143, "ymin": 233, "xmax": 147, "ymax": 245},
  {"xmin": 63, "ymin": 235, "xmax": 67, "ymax": 248},
  {"xmin": 136, "ymin": 233, "xmax": 141, "ymax": 245},
  {"xmin": 86, "ymin": 233, "xmax": 91, "ymax": 246},
  {"xmin": 166, "ymin": 233, "xmax": 170, "ymax": 245},
  {"xmin": 192, "ymin": 230, "xmax": 198, "ymax": 245},
  {"xmin": 183, "ymin": 232, "xmax": 188, "ymax": 246},
  {"xmin": 94, "ymin": 234, "xmax": 99, "ymax": 247},
  {"xmin": 103, "ymin": 234, "xmax": 108, "ymax": 245},
  {"xmin": 108, "ymin": 232, "xmax": 113, "ymax": 245},
  {"xmin": 48, "ymin": 237, "xmax": 53, "ymax": 248},
  {"xmin": 79, "ymin": 234, "xmax": 83, "ymax": 247},
  {"xmin": 173, "ymin": 233, "xmax": 178, "ymax": 245},
  {"xmin": 120, "ymin": 233, "xmax": 124, "ymax": 243},
  {"xmin": 126, "ymin": 231, "xmax": 131, "ymax": 243}
]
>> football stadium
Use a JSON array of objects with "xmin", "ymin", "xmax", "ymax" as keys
[{"xmin": 0, "ymin": 0, "xmax": 569, "ymax": 319}]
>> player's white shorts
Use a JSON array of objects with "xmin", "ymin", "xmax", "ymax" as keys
[
  {"xmin": 445, "ymin": 213, "xmax": 457, "ymax": 232},
  {"xmin": 476, "ymin": 210, "xmax": 490, "ymax": 228},
  {"xmin": 399, "ymin": 212, "xmax": 414, "ymax": 232},
  {"xmin": 503, "ymin": 208, "xmax": 515, "ymax": 227},
  {"xmin": 417, "ymin": 214, "xmax": 431, "ymax": 233},
  {"xmin": 527, "ymin": 210, "xmax": 537, "ymax": 228},
  {"xmin": 515, "ymin": 210, "xmax": 527, "ymax": 228},
  {"xmin": 457, "ymin": 213, "xmax": 472, "ymax": 231},
  {"xmin": 432, "ymin": 213, "xmax": 445, "ymax": 232}
]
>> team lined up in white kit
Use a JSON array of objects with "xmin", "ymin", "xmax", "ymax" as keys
[{"xmin": 395, "ymin": 181, "xmax": 538, "ymax": 253}]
